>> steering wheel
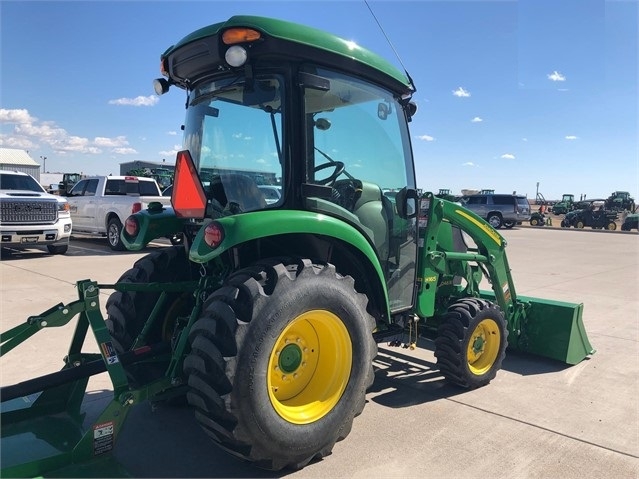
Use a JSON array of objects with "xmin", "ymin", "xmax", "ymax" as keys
[{"xmin": 313, "ymin": 161, "xmax": 345, "ymax": 186}]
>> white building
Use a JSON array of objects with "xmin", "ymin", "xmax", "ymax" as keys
[{"xmin": 0, "ymin": 148, "xmax": 41, "ymax": 181}]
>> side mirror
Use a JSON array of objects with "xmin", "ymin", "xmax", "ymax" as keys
[{"xmin": 395, "ymin": 187, "xmax": 418, "ymax": 219}]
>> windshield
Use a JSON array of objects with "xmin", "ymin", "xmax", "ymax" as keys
[
  {"xmin": 183, "ymin": 75, "xmax": 284, "ymax": 213},
  {"xmin": 0, "ymin": 173, "xmax": 45, "ymax": 192}
]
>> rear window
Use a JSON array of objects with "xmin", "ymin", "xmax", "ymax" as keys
[
  {"xmin": 492, "ymin": 195, "xmax": 514, "ymax": 205},
  {"xmin": 105, "ymin": 179, "xmax": 160, "ymax": 196}
]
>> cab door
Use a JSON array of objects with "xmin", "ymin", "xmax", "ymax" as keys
[{"xmin": 67, "ymin": 179, "xmax": 99, "ymax": 231}]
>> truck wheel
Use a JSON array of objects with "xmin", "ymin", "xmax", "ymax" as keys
[
  {"xmin": 575, "ymin": 220, "xmax": 585, "ymax": 229},
  {"xmin": 503, "ymin": 220, "xmax": 515, "ymax": 228},
  {"xmin": 47, "ymin": 244, "xmax": 68, "ymax": 254},
  {"xmin": 184, "ymin": 258, "xmax": 376, "ymax": 471},
  {"xmin": 434, "ymin": 298, "xmax": 507, "ymax": 389},
  {"xmin": 486, "ymin": 213, "xmax": 503, "ymax": 229},
  {"xmin": 606, "ymin": 221, "xmax": 617, "ymax": 231},
  {"xmin": 107, "ymin": 217, "xmax": 126, "ymax": 251},
  {"xmin": 106, "ymin": 246, "xmax": 196, "ymax": 353}
]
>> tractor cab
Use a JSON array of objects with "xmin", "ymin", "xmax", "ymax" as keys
[{"xmin": 158, "ymin": 17, "xmax": 420, "ymax": 311}]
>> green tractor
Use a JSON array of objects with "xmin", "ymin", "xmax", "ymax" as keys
[
  {"xmin": 551, "ymin": 193, "xmax": 575, "ymax": 215},
  {"xmin": 435, "ymin": 188, "xmax": 457, "ymax": 201},
  {"xmin": 1, "ymin": 15, "xmax": 594, "ymax": 476},
  {"xmin": 605, "ymin": 191, "xmax": 636, "ymax": 213}
]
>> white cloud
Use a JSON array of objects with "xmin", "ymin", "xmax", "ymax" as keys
[
  {"xmin": 565, "ymin": 135, "xmax": 579, "ymax": 140},
  {"xmin": 113, "ymin": 147, "xmax": 138, "ymax": 155},
  {"xmin": 0, "ymin": 108, "xmax": 36, "ymax": 124},
  {"xmin": 94, "ymin": 136, "xmax": 129, "ymax": 147},
  {"xmin": 547, "ymin": 71, "xmax": 566, "ymax": 82},
  {"xmin": 0, "ymin": 107, "xmax": 134, "ymax": 155},
  {"xmin": 108, "ymin": 95, "xmax": 159, "ymax": 106},
  {"xmin": 167, "ymin": 131, "xmax": 178, "ymax": 136},
  {"xmin": 416, "ymin": 134, "xmax": 435, "ymax": 142},
  {"xmin": 159, "ymin": 145, "xmax": 182, "ymax": 157},
  {"xmin": 501, "ymin": 153, "xmax": 516, "ymax": 160},
  {"xmin": 522, "ymin": 138, "xmax": 528, "ymax": 142},
  {"xmin": 452, "ymin": 87, "xmax": 471, "ymax": 98},
  {"xmin": 462, "ymin": 162, "xmax": 476, "ymax": 167},
  {"xmin": 471, "ymin": 117, "xmax": 483, "ymax": 123}
]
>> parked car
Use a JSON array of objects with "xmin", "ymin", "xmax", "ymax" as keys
[
  {"xmin": 460, "ymin": 193, "xmax": 531, "ymax": 229},
  {"xmin": 65, "ymin": 175, "xmax": 170, "ymax": 250},
  {"xmin": 0, "ymin": 170, "xmax": 72, "ymax": 254}
]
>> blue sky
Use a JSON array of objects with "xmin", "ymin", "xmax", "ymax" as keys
[{"xmin": 1, "ymin": 0, "xmax": 637, "ymax": 200}]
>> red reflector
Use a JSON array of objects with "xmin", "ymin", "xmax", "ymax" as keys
[
  {"xmin": 131, "ymin": 202, "xmax": 142, "ymax": 214},
  {"xmin": 204, "ymin": 222, "xmax": 224, "ymax": 248},
  {"xmin": 171, "ymin": 150, "xmax": 207, "ymax": 218}
]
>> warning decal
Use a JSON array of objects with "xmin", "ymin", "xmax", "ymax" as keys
[
  {"xmin": 100, "ymin": 341, "xmax": 120, "ymax": 365},
  {"xmin": 93, "ymin": 421, "xmax": 115, "ymax": 455}
]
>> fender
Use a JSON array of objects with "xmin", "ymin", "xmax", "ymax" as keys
[{"xmin": 189, "ymin": 209, "xmax": 386, "ymax": 281}]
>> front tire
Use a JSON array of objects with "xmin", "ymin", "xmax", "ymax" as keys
[
  {"xmin": 434, "ymin": 298, "xmax": 507, "ymax": 389},
  {"xmin": 606, "ymin": 221, "xmax": 617, "ymax": 230},
  {"xmin": 575, "ymin": 220, "xmax": 585, "ymax": 229},
  {"xmin": 47, "ymin": 244, "xmax": 68, "ymax": 254},
  {"xmin": 503, "ymin": 220, "xmax": 515, "ymax": 229},
  {"xmin": 184, "ymin": 258, "xmax": 376, "ymax": 471}
]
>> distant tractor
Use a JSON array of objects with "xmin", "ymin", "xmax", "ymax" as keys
[
  {"xmin": 58, "ymin": 173, "xmax": 83, "ymax": 195},
  {"xmin": 552, "ymin": 194, "xmax": 575, "ymax": 215},
  {"xmin": 435, "ymin": 188, "xmax": 456, "ymax": 201},
  {"xmin": 605, "ymin": 191, "xmax": 635, "ymax": 213}
]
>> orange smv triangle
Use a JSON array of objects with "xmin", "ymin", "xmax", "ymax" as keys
[{"xmin": 171, "ymin": 150, "xmax": 207, "ymax": 218}]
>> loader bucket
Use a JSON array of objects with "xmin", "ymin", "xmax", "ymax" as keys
[{"xmin": 481, "ymin": 291, "xmax": 595, "ymax": 364}]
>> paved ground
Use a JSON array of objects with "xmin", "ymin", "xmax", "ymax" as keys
[{"xmin": 1, "ymin": 228, "xmax": 637, "ymax": 478}]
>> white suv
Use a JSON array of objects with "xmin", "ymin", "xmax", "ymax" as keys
[{"xmin": 0, "ymin": 170, "xmax": 72, "ymax": 254}]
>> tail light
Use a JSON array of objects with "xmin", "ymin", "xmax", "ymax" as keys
[
  {"xmin": 132, "ymin": 202, "xmax": 142, "ymax": 214},
  {"xmin": 125, "ymin": 216, "xmax": 139, "ymax": 237},
  {"xmin": 204, "ymin": 222, "xmax": 225, "ymax": 248}
]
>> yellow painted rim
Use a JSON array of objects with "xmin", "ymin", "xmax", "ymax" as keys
[
  {"xmin": 466, "ymin": 319, "xmax": 501, "ymax": 375},
  {"xmin": 267, "ymin": 310, "xmax": 352, "ymax": 424}
]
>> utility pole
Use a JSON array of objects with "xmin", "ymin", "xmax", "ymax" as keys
[{"xmin": 40, "ymin": 155, "xmax": 47, "ymax": 173}]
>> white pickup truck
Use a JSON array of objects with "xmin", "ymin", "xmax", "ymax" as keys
[
  {"xmin": 0, "ymin": 169, "xmax": 73, "ymax": 254},
  {"xmin": 66, "ymin": 175, "xmax": 170, "ymax": 250}
]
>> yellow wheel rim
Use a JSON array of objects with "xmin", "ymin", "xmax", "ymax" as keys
[
  {"xmin": 267, "ymin": 310, "xmax": 352, "ymax": 424},
  {"xmin": 466, "ymin": 319, "xmax": 501, "ymax": 375}
]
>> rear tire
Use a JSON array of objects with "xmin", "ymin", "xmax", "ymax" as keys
[
  {"xmin": 530, "ymin": 218, "xmax": 539, "ymax": 227},
  {"xmin": 435, "ymin": 298, "xmax": 507, "ymax": 389},
  {"xmin": 107, "ymin": 217, "xmax": 126, "ymax": 251},
  {"xmin": 184, "ymin": 258, "xmax": 376, "ymax": 471},
  {"xmin": 486, "ymin": 213, "xmax": 503, "ymax": 229},
  {"xmin": 606, "ymin": 221, "xmax": 617, "ymax": 231}
]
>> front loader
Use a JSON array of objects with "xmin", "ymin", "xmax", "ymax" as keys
[{"xmin": 1, "ymin": 15, "xmax": 595, "ymax": 476}]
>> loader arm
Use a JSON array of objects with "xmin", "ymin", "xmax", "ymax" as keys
[{"xmin": 417, "ymin": 192, "xmax": 594, "ymax": 364}]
